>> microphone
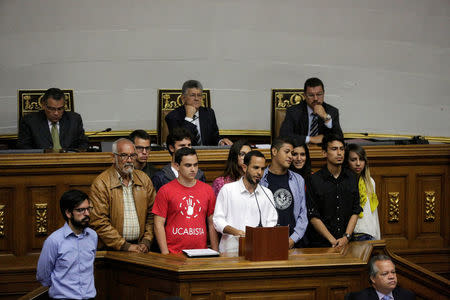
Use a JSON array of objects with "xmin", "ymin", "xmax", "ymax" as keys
[
  {"xmin": 258, "ymin": 183, "xmax": 280, "ymax": 226},
  {"xmin": 86, "ymin": 128, "xmax": 112, "ymax": 136},
  {"xmin": 254, "ymin": 189, "xmax": 263, "ymax": 228}
]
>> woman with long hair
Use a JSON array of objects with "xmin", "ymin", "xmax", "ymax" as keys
[
  {"xmin": 289, "ymin": 141, "xmax": 312, "ymax": 181},
  {"xmin": 212, "ymin": 140, "xmax": 252, "ymax": 196},
  {"xmin": 345, "ymin": 143, "xmax": 381, "ymax": 240}
]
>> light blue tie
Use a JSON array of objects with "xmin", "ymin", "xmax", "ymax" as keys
[{"xmin": 382, "ymin": 296, "xmax": 390, "ymax": 300}]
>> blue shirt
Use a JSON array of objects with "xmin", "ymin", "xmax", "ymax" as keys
[
  {"xmin": 261, "ymin": 168, "xmax": 308, "ymax": 243},
  {"xmin": 36, "ymin": 222, "xmax": 97, "ymax": 299}
]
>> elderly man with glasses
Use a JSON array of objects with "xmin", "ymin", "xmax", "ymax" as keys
[
  {"xmin": 17, "ymin": 87, "xmax": 89, "ymax": 150},
  {"xmin": 90, "ymin": 138, "xmax": 156, "ymax": 252}
]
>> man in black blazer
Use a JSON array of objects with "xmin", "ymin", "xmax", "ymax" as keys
[
  {"xmin": 17, "ymin": 88, "xmax": 89, "ymax": 150},
  {"xmin": 165, "ymin": 80, "xmax": 232, "ymax": 146},
  {"xmin": 347, "ymin": 254, "xmax": 415, "ymax": 300},
  {"xmin": 279, "ymin": 77, "xmax": 343, "ymax": 144}
]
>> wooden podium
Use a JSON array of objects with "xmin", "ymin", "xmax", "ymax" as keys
[{"xmin": 240, "ymin": 226, "xmax": 289, "ymax": 261}]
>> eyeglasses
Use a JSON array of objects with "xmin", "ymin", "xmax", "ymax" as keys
[
  {"xmin": 46, "ymin": 105, "xmax": 65, "ymax": 112},
  {"xmin": 306, "ymin": 92, "xmax": 324, "ymax": 98},
  {"xmin": 73, "ymin": 206, "xmax": 93, "ymax": 214},
  {"xmin": 114, "ymin": 153, "xmax": 137, "ymax": 160},
  {"xmin": 135, "ymin": 146, "xmax": 151, "ymax": 153}
]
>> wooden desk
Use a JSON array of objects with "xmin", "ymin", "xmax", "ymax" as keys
[
  {"xmin": 95, "ymin": 242, "xmax": 373, "ymax": 300},
  {"xmin": 0, "ymin": 144, "xmax": 448, "ymax": 258},
  {"xmin": 5, "ymin": 241, "xmax": 450, "ymax": 300}
]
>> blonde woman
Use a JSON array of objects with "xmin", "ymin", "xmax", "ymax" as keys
[{"xmin": 345, "ymin": 144, "xmax": 381, "ymax": 240}]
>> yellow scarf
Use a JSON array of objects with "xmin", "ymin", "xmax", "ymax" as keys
[{"xmin": 358, "ymin": 176, "xmax": 378, "ymax": 218}]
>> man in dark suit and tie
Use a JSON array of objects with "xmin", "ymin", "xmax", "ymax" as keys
[
  {"xmin": 17, "ymin": 88, "xmax": 89, "ymax": 150},
  {"xmin": 165, "ymin": 80, "xmax": 232, "ymax": 146},
  {"xmin": 347, "ymin": 254, "xmax": 415, "ymax": 300},
  {"xmin": 279, "ymin": 77, "xmax": 343, "ymax": 144}
]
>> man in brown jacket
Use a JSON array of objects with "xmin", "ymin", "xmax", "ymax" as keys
[{"xmin": 90, "ymin": 138, "xmax": 156, "ymax": 252}]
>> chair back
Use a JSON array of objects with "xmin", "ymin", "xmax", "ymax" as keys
[
  {"xmin": 157, "ymin": 89, "xmax": 211, "ymax": 145},
  {"xmin": 17, "ymin": 89, "xmax": 74, "ymax": 129},
  {"xmin": 271, "ymin": 89, "xmax": 305, "ymax": 141}
]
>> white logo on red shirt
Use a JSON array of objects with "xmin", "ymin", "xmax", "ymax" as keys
[{"xmin": 179, "ymin": 195, "xmax": 202, "ymax": 219}]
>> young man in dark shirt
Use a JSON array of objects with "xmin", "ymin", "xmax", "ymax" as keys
[
  {"xmin": 260, "ymin": 137, "xmax": 308, "ymax": 248},
  {"xmin": 129, "ymin": 130, "xmax": 158, "ymax": 179},
  {"xmin": 307, "ymin": 134, "xmax": 362, "ymax": 248}
]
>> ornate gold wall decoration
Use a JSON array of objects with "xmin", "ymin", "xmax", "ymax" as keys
[
  {"xmin": 35, "ymin": 203, "xmax": 48, "ymax": 235},
  {"xmin": 388, "ymin": 192, "xmax": 400, "ymax": 222},
  {"xmin": 273, "ymin": 89, "xmax": 305, "ymax": 110},
  {"xmin": 424, "ymin": 191, "xmax": 436, "ymax": 222},
  {"xmin": 0, "ymin": 204, "xmax": 5, "ymax": 237}
]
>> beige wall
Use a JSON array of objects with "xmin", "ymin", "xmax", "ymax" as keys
[{"xmin": 0, "ymin": 0, "xmax": 449, "ymax": 137}]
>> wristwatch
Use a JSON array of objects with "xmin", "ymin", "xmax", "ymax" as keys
[
  {"xmin": 343, "ymin": 233, "xmax": 351, "ymax": 240},
  {"xmin": 324, "ymin": 114, "xmax": 331, "ymax": 121}
]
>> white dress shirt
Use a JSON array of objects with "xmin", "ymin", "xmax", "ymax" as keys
[{"xmin": 213, "ymin": 178, "xmax": 278, "ymax": 253}]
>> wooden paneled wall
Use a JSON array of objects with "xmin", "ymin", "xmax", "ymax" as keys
[{"xmin": 0, "ymin": 145, "xmax": 448, "ymax": 258}]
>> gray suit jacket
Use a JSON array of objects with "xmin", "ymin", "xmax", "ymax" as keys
[{"xmin": 17, "ymin": 110, "xmax": 89, "ymax": 150}]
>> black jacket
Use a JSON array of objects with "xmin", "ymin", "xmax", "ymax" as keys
[
  {"xmin": 17, "ymin": 110, "xmax": 89, "ymax": 150},
  {"xmin": 279, "ymin": 101, "xmax": 343, "ymax": 143},
  {"xmin": 346, "ymin": 287, "xmax": 415, "ymax": 300},
  {"xmin": 165, "ymin": 106, "xmax": 221, "ymax": 146}
]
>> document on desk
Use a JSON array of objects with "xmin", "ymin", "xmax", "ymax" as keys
[{"xmin": 182, "ymin": 248, "xmax": 220, "ymax": 258}]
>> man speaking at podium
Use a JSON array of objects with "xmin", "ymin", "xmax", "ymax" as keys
[
  {"xmin": 17, "ymin": 87, "xmax": 89, "ymax": 150},
  {"xmin": 213, "ymin": 150, "xmax": 278, "ymax": 253}
]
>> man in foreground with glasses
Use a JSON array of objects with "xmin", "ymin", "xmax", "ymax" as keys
[
  {"xmin": 279, "ymin": 77, "xmax": 343, "ymax": 145},
  {"xmin": 17, "ymin": 87, "xmax": 89, "ymax": 150},
  {"xmin": 90, "ymin": 138, "xmax": 156, "ymax": 252},
  {"xmin": 37, "ymin": 189, "xmax": 97, "ymax": 299},
  {"xmin": 129, "ymin": 129, "xmax": 159, "ymax": 179}
]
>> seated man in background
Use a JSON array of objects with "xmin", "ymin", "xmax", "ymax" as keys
[
  {"xmin": 165, "ymin": 79, "xmax": 232, "ymax": 146},
  {"xmin": 37, "ymin": 190, "xmax": 97, "ymax": 300},
  {"xmin": 279, "ymin": 77, "xmax": 342, "ymax": 145},
  {"xmin": 90, "ymin": 138, "xmax": 155, "ymax": 252},
  {"xmin": 129, "ymin": 129, "xmax": 158, "ymax": 179},
  {"xmin": 307, "ymin": 134, "xmax": 361, "ymax": 248},
  {"xmin": 17, "ymin": 87, "xmax": 89, "ymax": 150},
  {"xmin": 151, "ymin": 127, "xmax": 206, "ymax": 191},
  {"xmin": 260, "ymin": 137, "xmax": 308, "ymax": 248},
  {"xmin": 213, "ymin": 150, "xmax": 278, "ymax": 253},
  {"xmin": 153, "ymin": 147, "xmax": 218, "ymax": 254},
  {"xmin": 347, "ymin": 254, "xmax": 415, "ymax": 299}
]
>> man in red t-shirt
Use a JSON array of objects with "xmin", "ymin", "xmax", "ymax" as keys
[{"xmin": 153, "ymin": 147, "xmax": 219, "ymax": 254}]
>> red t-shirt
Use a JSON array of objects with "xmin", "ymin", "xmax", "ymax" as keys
[{"xmin": 152, "ymin": 179, "xmax": 216, "ymax": 253}]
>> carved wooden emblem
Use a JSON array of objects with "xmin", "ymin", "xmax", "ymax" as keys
[
  {"xmin": 35, "ymin": 203, "xmax": 48, "ymax": 235},
  {"xmin": 424, "ymin": 191, "xmax": 436, "ymax": 222},
  {"xmin": 0, "ymin": 205, "xmax": 5, "ymax": 237},
  {"xmin": 388, "ymin": 192, "xmax": 400, "ymax": 222},
  {"xmin": 159, "ymin": 89, "xmax": 210, "ymax": 112},
  {"xmin": 273, "ymin": 89, "xmax": 305, "ymax": 109}
]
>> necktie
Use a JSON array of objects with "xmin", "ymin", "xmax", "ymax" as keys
[
  {"xmin": 191, "ymin": 115, "xmax": 202, "ymax": 145},
  {"xmin": 382, "ymin": 296, "xmax": 390, "ymax": 300},
  {"xmin": 51, "ymin": 123, "xmax": 62, "ymax": 150},
  {"xmin": 310, "ymin": 114, "xmax": 319, "ymax": 137}
]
